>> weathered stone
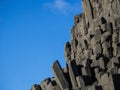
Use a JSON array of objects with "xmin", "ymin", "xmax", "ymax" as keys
[
  {"xmin": 31, "ymin": 84, "xmax": 42, "ymax": 90},
  {"xmin": 102, "ymin": 84, "xmax": 113, "ymax": 90},
  {"xmin": 74, "ymin": 15, "xmax": 80, "ymax": 25},
  {"xmin": 72, "ymin": 87, "xmax": 81, "ymax": 90},
  {"xmin": 119, "ymin": 30, "xmax": 120, "ymax": 43},
  {"xmin": 94, "ymin": 67, "xmax": 100, "ymax": 80},
  {"xmin": 113, "ymin": 43, "xmax": 120, "ymax": 56},
  {"xmin": 101, "ymin": 30, "xmax": 112, "ymax": 43},
  {"xmin": 111, "ymin": 0, "xmax": 120, "ymax": 15},
  {"xmin": 81, "ymin": 39, "xmax": 88, "ymax": 50},
  {"xmin": 99, "ymin": 73, "xmax": 109, "ymax": 85},
  {"xmin": 71, "ymin": 39, "xmax": 78, "ymax": 53},
  {"xmin": 53, "ymin": 85, "xmax": 61, "ymax": 90},
  {"xmin": 63, "ymin": 67, "xmax": 68, "ymax": 73},
  {"xmin": 112, "ymin": 43, "xmax": 118, "ymax": 56},
  {"xmin": 107, "ymin": 60, "xmax": 115, "ymax": 72},
  {"xmin": 82, "ymin": 0, "xmax": 93, "ymax": 25},
  {"xmin": 102, "ymin": 42, "xmax": 111, "ymax": 49},
  {"xmin": 103, "ymin": 47, "xmax": 113, "ymax": 58},
  {"xmin": 76, "ymin": 76, "xmax": 85, "ymax": 88},
  {"xmin": 45, "ymin": 82, "xmax": 54, "ymax": 90},
  {"xmin": 93, "ymin": 42, "xmax": 102, "ymax": 56},
  {"xmin": 91, "ymin": 60, "xmax": 99, "ymax": 68},
  {"xmin": 109, "ymin": 74, "xmax": 120, "ymax": 90},
  {"xmin": 31, "ymin": 0, "xmax": 120, "ymax": 90},
  {"xmin": 68, "ymin": 60, "xmax": 79, "ymax": 88},
  {"xmin": 84, "ymin": 49, "xmax": 93, "ymax": 59},
  {"xmin": 52, "ymin": 61, "xmax": 69, "ymax": 89},
  {"xmin": 118, "ymin": 68, "xmax": 120, "ymax": 74},
  {"xmin": 71, "ymin": 26, "xmax": 77, "ymax": 39},
  {"xmin": 106, "ymin": 23, "xmax": 113, "ymax": 34},
  {"xmin": 110, "ymin": 67, "xmax": 118, "ymax": 74},
  {"xmin": 81, "ymin": 85, "xmax": 102, "ymax": 90},
  {"xmin": 99, "ymin": 57, "xmax": 105, "ymax": 70},
  {"xmin": 82, "ymin": 59, "xmax": 91, "ymax": 67},
  {"xmin": 112, "ymin": 31, "xmax": 119, "ymax": 44},
  {"xmin": 81, "ymin": 66, "xmax": 91, "ymax": 77},
  {"xmin": 94, "ymin": 28, "xmax": 102, "ymax": 42},
  {"xmin": 40, "ymin": 78, "xmax": 51, "ymax": 90},
  {"xmin": 101, "ymin": 23, "xmax": 107, "ymax": 33},
  {"xmin": 64, "ymin": 42, "xmax": 71, "ymax": 62}
]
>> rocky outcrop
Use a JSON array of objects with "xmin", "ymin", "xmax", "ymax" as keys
[{"xmin": 31, "ymin": 0, "xmax": 120, "ymax": 90}]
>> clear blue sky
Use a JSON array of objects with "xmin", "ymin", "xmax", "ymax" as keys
[{"xmin": 0, "ymin": 0, "xmax": 82, "ymax": 90}]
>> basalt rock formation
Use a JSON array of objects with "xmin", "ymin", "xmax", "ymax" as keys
[{"xmin": 31, "ymin": 0, "xmax": 120, "ymax": 90}]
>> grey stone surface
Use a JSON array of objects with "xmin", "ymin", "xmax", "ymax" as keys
[
  {"xmin": 81, "ymin": 66, "xmax": 91, "ymax": 77},
  {"xmin": 40, "ymin": 78, "xmax": 51, "ymax": 90},
  {"xmin": 68, "ymin": 60, "xmax": 79, "ymax": 88},
  {"xmin": 31, "ymin": 84, "xmax": 42, "ymax": 90},
  {"xmin": 52, "ymin": 60, "xmax": 69, "ymax": 90},
  {"xmin": 76, "ymin": 76, "xmax": 85, "ymax": 88},
  {"xmin": 64, "ymin": 42, "xmax": 71, "ymax": 63},
  {"xmin": 99, "ymin": 73, "xmax": 109, "ymax": 85},
  {"xmin": 31, "ymin": 0, "xmax": 120, "ymax": 90}
]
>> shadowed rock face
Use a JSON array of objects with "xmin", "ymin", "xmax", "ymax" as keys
[{"xmin": 31, "ymin": 0, "xmax": 120, "ymax": 90}]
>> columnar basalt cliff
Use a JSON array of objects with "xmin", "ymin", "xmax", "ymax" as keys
[{"xmin": 31, "ymin": 0, "xmax": 120, "ymax": 90}]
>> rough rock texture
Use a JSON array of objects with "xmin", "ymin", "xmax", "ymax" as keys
[{"xmin": 31, "ymin": 0, "xmax": 120, "ymax": 90}]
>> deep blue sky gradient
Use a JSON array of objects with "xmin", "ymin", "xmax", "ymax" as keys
[{"xmin": 0, "ymin": 0, "xmax": 82, "ymax": 90}]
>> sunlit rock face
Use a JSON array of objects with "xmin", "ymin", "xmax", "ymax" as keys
[{"xmin": 31, "ymin": 0, "xmax": 120, "ymax": 90}]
